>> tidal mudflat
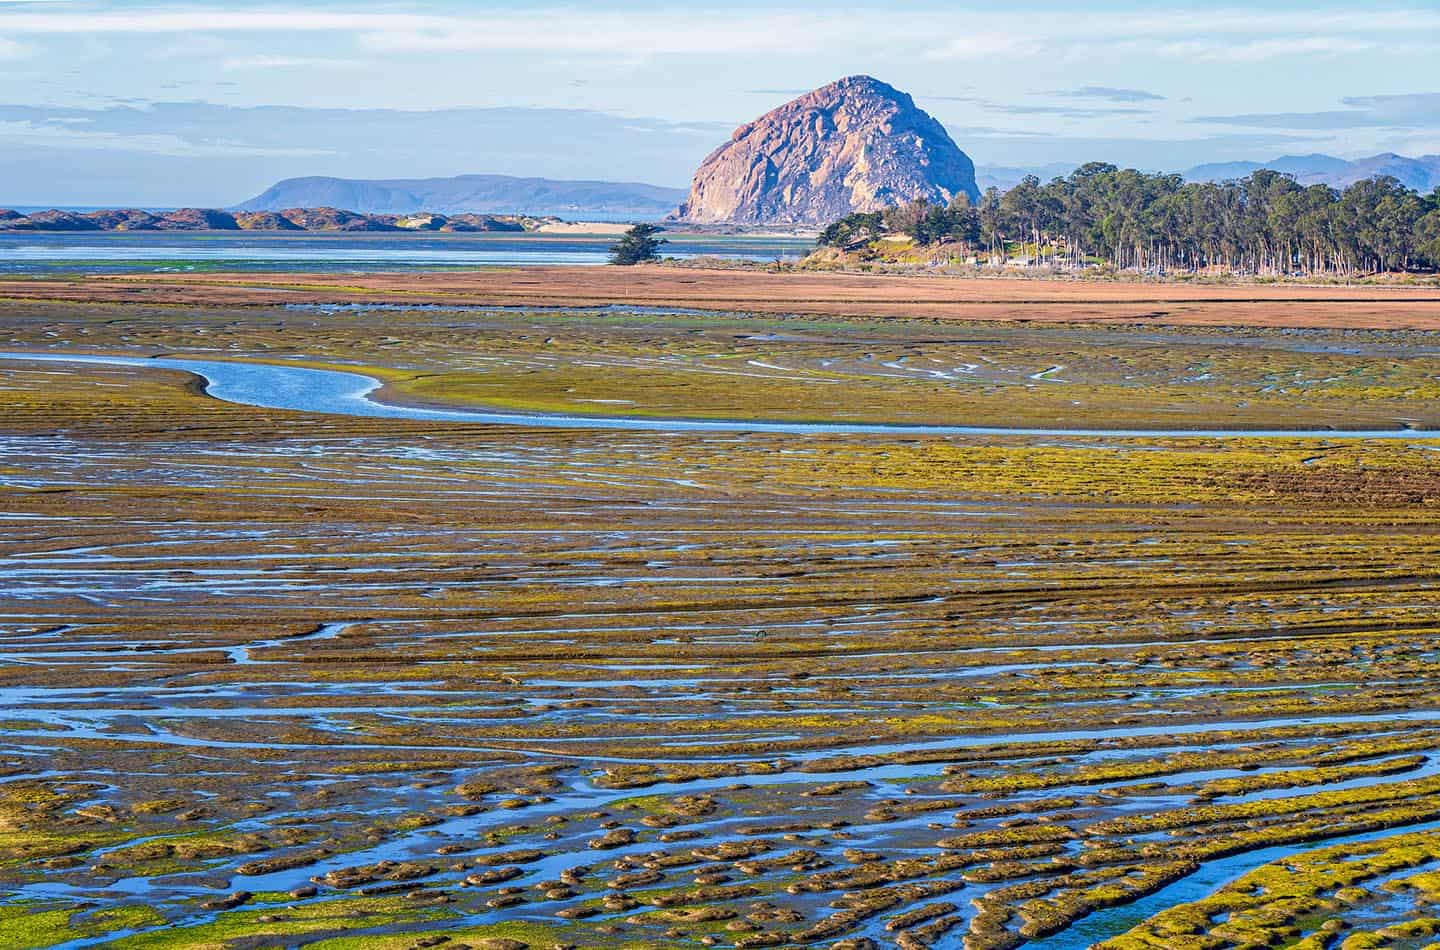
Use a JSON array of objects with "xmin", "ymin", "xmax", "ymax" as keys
[{"xmin": 4, "ymin": 287, "xmax": 1440, "ymax": 949}]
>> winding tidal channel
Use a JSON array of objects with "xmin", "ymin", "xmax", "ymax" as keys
[{"xmin": 4, "ymin": 350, "xmax": 1439, "ymax": 438}]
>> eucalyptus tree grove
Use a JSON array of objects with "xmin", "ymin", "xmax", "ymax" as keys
[{"xmin": 820, "ymin": 165, "xmax": 1440, "ymax": 276}]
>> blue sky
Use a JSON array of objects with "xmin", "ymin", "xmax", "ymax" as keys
[{"xmin": 1, "ymin": 0, "xmax": 1437, "ymax": 205}]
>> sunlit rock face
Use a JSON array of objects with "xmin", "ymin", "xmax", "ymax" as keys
[{"xmin": 672, "ymin": 75, "xmax": 979, "ymax": 226}]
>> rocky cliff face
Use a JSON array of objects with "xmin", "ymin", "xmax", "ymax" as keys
[{"xmin": 672, "ymin": 76, "xmax": 979, "ymax": 226}]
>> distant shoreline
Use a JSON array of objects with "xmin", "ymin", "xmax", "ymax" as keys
[{"xmin": 0, "ymin": 213, "xmax": 814, "ymax": 241}]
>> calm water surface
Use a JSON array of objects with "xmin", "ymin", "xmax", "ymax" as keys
[{"xmin": 0, "ymin": 231, "xmax": 814, "ymax": 273}]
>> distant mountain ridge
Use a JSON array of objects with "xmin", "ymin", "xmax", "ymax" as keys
[
  {"xmin": 974, "ymin": 154, "xmax": 1440, "ymax": 194},
  {"xmin": 234, "ymin": 174, "xmax": 687, "ymax": 220},
  {"xmin": 1184, "ymin": 153, "xmax": 1440, "ymax": 192},
  {"xmin": 974, "ymin": 163, "xmax": 1079, "ymax": 192}
]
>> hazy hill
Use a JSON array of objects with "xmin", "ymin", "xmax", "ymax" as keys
[
  {"xmin": 234, "ymin": 174, "xmax": 687, "ymax": 220},
  {"xmin": 974, "ymin": 163, "xmax": 1078, "ymax": 192},
  {"xmin": 1185, "ymin": 153, "xmax": 1440, "ymax": 192}
]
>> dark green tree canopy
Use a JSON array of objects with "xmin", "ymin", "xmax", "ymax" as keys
[
  {"xmin": 609, "ymin": 224, "xmax": 667, "ymax": 265},
  {"xmin": 817, "ymin": 168, "xmax": 1440, "ymax": 276},
  {"xmin": 818, "ymin": 211, "xmax": 885, "ymax": 249}
]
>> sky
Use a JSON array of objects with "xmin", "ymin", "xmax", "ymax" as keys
[{"xmin": 1, "ymin": 0, "xmax": 1437, "ymax": 206}]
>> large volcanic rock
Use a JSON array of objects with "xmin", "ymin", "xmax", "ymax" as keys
[{"xmin": 672, "ymin": 75, "xmax": 979, "ymax": 226}]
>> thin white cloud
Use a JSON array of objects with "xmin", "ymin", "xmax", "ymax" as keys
[
  {"xmin": 0, "ymin": 7, "xmax": 1433, "ymax": 60},
  {"xmin": 0, "ymin": 10, "xmax": 420, "ymax": 32},
  {"xmin": 221, "ymin": 55, "xmax": 362, "ymax": 70},
  {"xmin": 0, "ymin": 9, "xmax": 857, "ymax": 55},
  {"xmin": 924, "ymin": 35, "xmax": 1045, "ymax": 61},
  {"xmin": 355, "ymin": 14, "xmax": 866, "ymax": 56},
  {"xmin": 1155, "ymin": 36, "xmax": 1378, "ymax": 62},
  {"xmin": 0, "ymin": 119, "xmax": 332, "ymax": 157}
]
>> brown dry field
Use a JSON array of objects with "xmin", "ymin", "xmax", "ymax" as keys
[{"xmin": 5, "ymin": 266, "xmax": 1440, "ymax": 328}]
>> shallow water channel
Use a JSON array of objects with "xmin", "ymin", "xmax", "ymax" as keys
[{"xmin": 6, "ymin": 350, "xmax": 1440, "ymax": 438}]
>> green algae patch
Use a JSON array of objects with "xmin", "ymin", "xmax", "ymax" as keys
[
  {"xmin": 0, "ymin": 905, "xmax": 82, "ymax": 950},
  {"xmin": 108, "ymin": 895, "xmax": 454, "ymax": 950},
  {"xmin": 305, "ymin": 919, "xmax": 673, "ymax": 950},
  {"xmin": 0, "ymin": 903, "xmax": 166, "ymax": 949}
]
